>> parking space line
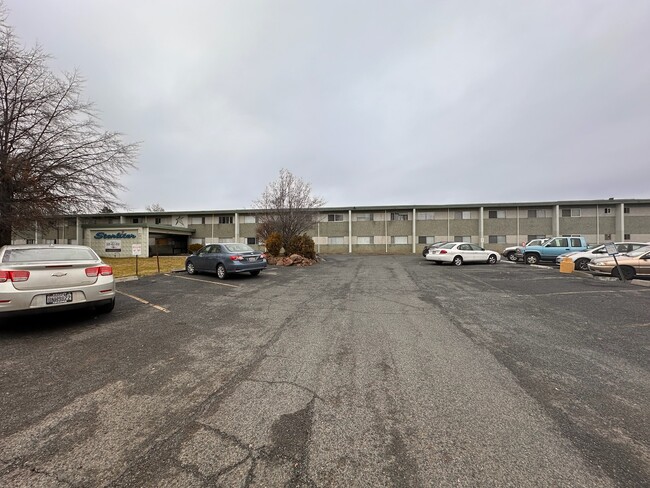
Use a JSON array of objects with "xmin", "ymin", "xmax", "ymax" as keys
[
  {"xmin": 170, "ymin": 274, "xmax": 240, "ymax": 288},
  {"xmin": 116, "ymin": 291, "xmax": 170, "ymax": 313}
]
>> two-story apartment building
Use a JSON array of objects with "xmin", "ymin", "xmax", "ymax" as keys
[{"xmin": 10, "ymin": 199, "xmax": 650, "ymax": 258}]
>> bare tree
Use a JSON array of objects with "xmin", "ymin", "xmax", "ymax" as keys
[
  {"xmin": 253, "ymin": 169, "xmax": 325, "ymax": 247},
  {"xmin": 0, "ymin": 6, "xmax": 138, "ymax": 245},
  {"xmin": 145, "ymin": 203, "xmax": 165, "ymax": 212}
]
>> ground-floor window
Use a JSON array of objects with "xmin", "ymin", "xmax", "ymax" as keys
[
  {"xmin": 357, "ymin": 236, "xmax": 374, "ymax": 245},
  {"xmin": 454, "ymin": 236, "xmax": 471, "ymax": 243},
  {"xmin": 488, "ymin": 235, "xmax": 506, "ymax": 244},
  {"xmin": 246, "ymin": 237, "xmax": 257, "ymax": 245},
  {"xmin": 391, "ymin": 236, "xmax": 408, "ymax": 244},
  {"xmin": 418, "ymin": 236, "xmax": 436, "ymax": 244},
  {"xmin": 328, "ymin": 236, "xmax": 345, "ymax": 245}
]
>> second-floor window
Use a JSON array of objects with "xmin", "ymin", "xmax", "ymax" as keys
[
  {"xmin": 391, "ymin": 212, "xmax": 409, "ymax": 221},
  {"xmin": 218, "ymin": 216, "xmax": 234, "ymax": 224},
  {"xmin": 328, "ymin": 214, "xmax": 344, "ymax": 222},
  {"xmin": 488, "ymin": 210, "xmax": 505, "ymax": 219},
  {"xmin": 561, "ymin": 208, "xmax": 581, "ymax": 217}
]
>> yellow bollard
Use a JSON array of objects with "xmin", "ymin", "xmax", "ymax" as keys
[{"xmin": 559, "ymin": 257, "xmax": 575, "ymax": 274}]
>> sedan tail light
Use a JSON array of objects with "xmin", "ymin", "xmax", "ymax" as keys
[
  {"xmin": 0, "ymin": 270, "xmax": 31, "ymax": 282},
  {"xmin": 230, "ymin": 255, "xmax": 244, "ymax": 261},
  {"xmin": 439, "ymin": 250, "xmax": 448, "ymax": 254},
  {"xmin": 85, "ymin": 265, "xmax": 113, "ymax": 277}
]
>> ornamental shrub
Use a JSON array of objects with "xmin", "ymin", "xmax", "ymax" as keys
[
  {"xmin": 298, "ymin": 234, "xmax": 316, "ymax": 259},
  {"xmin": 265, "ymin": 232, "xmax": 283, "ymax": 257},
  {"xmin": 285, "ymin": 235, "xmax": 303, "ymax": 256}
]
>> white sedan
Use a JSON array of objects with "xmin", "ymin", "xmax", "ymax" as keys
[
  {"xmin": 0, "ymin": 244, "xmax": 115, "ymax": 316},
  {"xmin": 426, "ymin": 242, "xmax": 501, "ymax": 266}
]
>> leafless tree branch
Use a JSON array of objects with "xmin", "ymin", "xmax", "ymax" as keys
[{"xmin": 0, "ymin": 4, "xmax": 138, "ymax": 245}]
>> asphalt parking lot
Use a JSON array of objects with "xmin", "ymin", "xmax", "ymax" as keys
[{"xmin": 1, "ymin": 256, "xmax": 649, "ymax": 487}]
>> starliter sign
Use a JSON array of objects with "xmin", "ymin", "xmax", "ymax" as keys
[{"xmin": 94, "ymin": 232, "xmax": 137, "ymax": 239}]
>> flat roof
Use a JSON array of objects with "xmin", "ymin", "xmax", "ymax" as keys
[{"xmin": 64, "ymin": 197, "xmax": 650, "ymax": 218}]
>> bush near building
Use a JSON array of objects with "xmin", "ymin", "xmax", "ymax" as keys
[
  {"xmin": 265, "ymin": 232, "xmax": 283, "ymax": 257},
  {"xmin": 285, "ymin": 234, "xmax": 315, "ymax": 259}
]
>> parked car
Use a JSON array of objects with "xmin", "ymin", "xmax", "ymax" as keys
[
  {"xmin": 521, "ymin": 236, "xmax": 589, "ymax": 264},
  {"xmin": 588, "ymin": 245, "xmax": 650, "ymax": 280},
  {"xmin": 555, "ymin": 242, "xmax": 648, "ymax": 271},
  {"xmin": 425, "ymin": 242, "xmax": 501, "ymax": 266},
  {"xmin": 422, "ymin": 241, "xmax": 449, "ymax": 257},
  {"xmin": 0, "ymin": 244, "xmax": 115, "ymax": 316},
  {"xmin": 185, "ymin": 243, "xmax": 267, "ymax": 279},
  {"xmin": 503, "ymin": 238, "xmax": 549, "ymax": 262}
]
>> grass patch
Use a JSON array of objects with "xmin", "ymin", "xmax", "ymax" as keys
[{"xmin": 104, "ymin": 256, "xmax": 187, "ymax": 279}]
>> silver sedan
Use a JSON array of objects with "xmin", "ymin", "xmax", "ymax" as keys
[{"xmin": 0, "ymin": 244, "xmax": 115, "ymax": 316}]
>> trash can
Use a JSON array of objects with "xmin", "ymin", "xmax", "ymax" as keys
[{"xmin": 560, "ymin": 257, "xmax": 575, "ymax": 274}]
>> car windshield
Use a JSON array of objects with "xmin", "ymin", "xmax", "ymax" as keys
[
  {"xmin": 2, "ymin": 247, "xmax": 97, "ymax": 263},
  {"xmin": 224, "ymin": 244, "xmax": 254, "ymax": 253},
  {"xmin": 626, "ymin": 246, "xmax": 650, "ymax": 257}
]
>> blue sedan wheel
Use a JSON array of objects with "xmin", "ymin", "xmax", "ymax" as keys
[{"xmin": 217, "ymin": 263, "xmax": 228, "ymax": 280}]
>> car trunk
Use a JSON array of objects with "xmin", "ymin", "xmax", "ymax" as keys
[{"xmin": 7, "ymin": 262, "xmax": 99, "ymax": 291}]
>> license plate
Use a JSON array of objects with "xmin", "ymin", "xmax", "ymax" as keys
[
  {"xmin": 247, "ymin": 257, "xmax": 257, "ymax": 262},
  {"xmin": 46, "ymin": 292, "xmax": 73, "ymax": 305}
]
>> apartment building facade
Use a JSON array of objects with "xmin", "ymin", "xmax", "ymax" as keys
[{"xmin": 10, "ymin": 199, "xmax": 650, "ymax": 258}]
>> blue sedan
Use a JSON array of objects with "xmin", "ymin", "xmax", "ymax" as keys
[{"xmin": 185, "ymin": 243, "xmax": 267, "ymax": 279}]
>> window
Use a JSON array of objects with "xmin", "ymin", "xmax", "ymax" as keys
[
  {"xmin": 391, "ymin": 212, "xmax": 409, "ymax": 221},
  {"xmin": 356, "ymin": 213, "xmax": 373, "ymax": 221},
  {"xmin": 132, "ymin": 218, "xmax": 141, "ymax": 224},
  {"xmin": 328, "ymin": 214, "xmax": 344, "ymax": 222},
  {"xmin": 246, "ymin": 237, "xmax": 257, "ymax": 245},
  {"xmin": 26, "ymin": 239, "xmax": 35, "ymax": 244},
  {"xmin": 454, "ymin": 211, "xmax": 471, "ymax": 220},
  {"xmin": 547, "ymin": 238, "xmax": 569, "ymax": 247},
  {"xmin": 488, "ymin": 210, "xmax": 505, "ymax": 219},
  {"xmin": 624, "ymin": 234, "xmax": 631, "ymax": 240},
  {"xmin": 454, "ymin": 235, "xmax": 471, "ymax": 242},
  {"xmin": 570, "ymin": 238, "xmax": 582, "ymax": 247},
  {"xmin": 604, "ymin": 234, "xmax": 612, "ymax": 240},
  {"xmin": 328, "ymin": 236, "xmax": 345, "ymax": 245},
  {"xmin": 417, "ymin": 212, "xmax": 434, "ymax": 220},
  {"xmin": 155, "ymin": 217, "xmax": 162, "ymax": 224},
  {"xmin": 391, "ymin": 236, "xmax": 408, "ymax": 244},
  {"xmin": 603, "ymin": 208, "xmax": 612, "ymax": 214},
  {"xmin": 418, "ymin": 236, "xmax": 436, "ymax": 244},
  {"xmin": 218, "ymin": 216, "xmax": 234, "ymax": 224},
  {"xmin": 189, "ymin": 216, "xmax": 205, "ymax": 225},
  {"xmin": 241, "ymin": 216, "xmax": 256, "ymax": 224},
  {"xmin": 561, "ymin": 208, "xmax": 581, "ymax": 217},
  {"xmin": 488, "ymin": 235, "xmax": 506, "ymax": 244},
  {"xmin": 527, "ymin": 209, "xmax": 548, "ymax": 218},
  {"xmin": 624, "ymin": 207, "xmax": 630, "ymax": 214},
  {"xmin": 357, "ymin": 236, "xmax": 373, "ymax": 245}
]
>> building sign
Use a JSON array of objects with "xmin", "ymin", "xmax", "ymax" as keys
[
  {"xmin": 105, "ymin": 240, "xmax": 121, "ymax": 252},
  {"xmin": 94, "ymin": 231, "xmax": 137, "ymax": 239},
  {"xmin": 132, "ymin": 244, "xmax": 142, "ymax": 256}
]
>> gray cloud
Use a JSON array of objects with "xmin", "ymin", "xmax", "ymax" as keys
[{"xmin": 6, "ymin": 0, "xmax": 650, "ymax": 210}]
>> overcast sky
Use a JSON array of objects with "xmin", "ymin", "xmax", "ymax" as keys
[{"xmin": 5, "ymin": 1, "xmax": 650, "ymax": 211}]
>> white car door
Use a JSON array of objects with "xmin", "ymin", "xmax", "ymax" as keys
[
  {"xmin": 457, "ymin": 244, "xmax": 474, "ymax": 261},
  {"xmin": 469, "ymin": 244, "xmax": 487, "ymax": 262}
]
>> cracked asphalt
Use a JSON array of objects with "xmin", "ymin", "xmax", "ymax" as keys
[{"xmin": 0, "ymin": 256, "xmax": 648, "ymax": 487}]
